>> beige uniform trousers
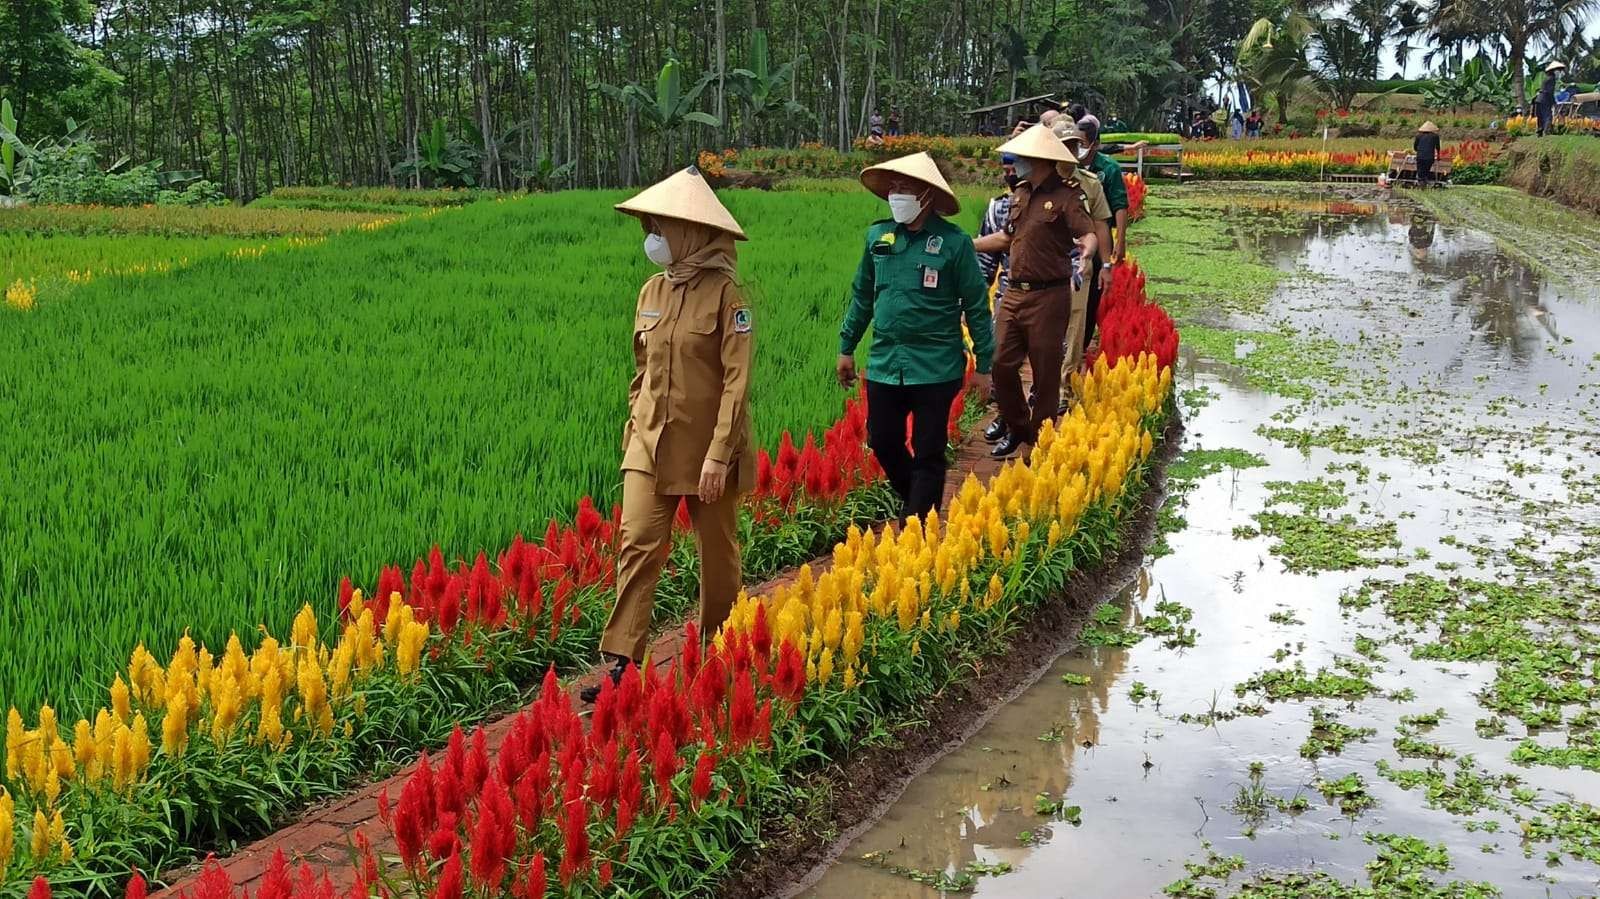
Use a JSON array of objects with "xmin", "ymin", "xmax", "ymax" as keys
[
  {"xmin": 599, "ymin": 470, "xmax": 743, "ymax": 661},
  {"xmin": 1061, "ymin": 279, "xmax": 1091, "ymax": 389}
]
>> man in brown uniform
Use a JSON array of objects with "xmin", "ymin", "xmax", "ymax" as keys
[
  {"xmin": 973, "ymin": 123, "xmax": 1100, "ymax": 459},
  {"xmin": 584, "ymin": 166, "xmax": 755, "ymax": 701}
]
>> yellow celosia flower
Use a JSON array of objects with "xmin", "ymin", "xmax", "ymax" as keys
[
  {"xmin": 292, "ymin": 603, "xmax": 319, "ymax": 651},
  {"xmin": 4, "ymin": 709, "xmax": 22, "ymax": 781},
  {"xmin": 396, "ymin": 620, "xmax": 429, "ymax": 678},
  {"xmin": 49, "ymin": 809, "xmax": 68, "ymax": 863},
  {"xmin": 816, "ymin": 649, "xmax": 835, "ymax": 685},
  {"xmin": 0, "ymin": 787, "xmax": 14, "ymax": 879},
  {"xmin": 298, "ymin": 650, "xmax": 333, "ymax": 738},
  {"xmin": 31, "ymin": 808, "xmax": 50, "ymax": 860},
  {"xmin": 162, "ymin": 692, "xmax": 190, "ymax": 757}
]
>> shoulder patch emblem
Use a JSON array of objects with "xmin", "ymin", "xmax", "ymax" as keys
[
  {"xmin": 1044, "ymin": 200, "xmax": 1054, "ymax": 211},
  {"xmin": 924, "ymin": 235, "xmax": 944, "ymax": 254},
  {"xmin": 733, "ymin": 307, "xmax": 753, "ymax": 334}
]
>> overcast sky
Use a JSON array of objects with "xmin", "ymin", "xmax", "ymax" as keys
[{"xmin": 1378, "ymin": 13, "xmax": 1600, "ymax": 78}]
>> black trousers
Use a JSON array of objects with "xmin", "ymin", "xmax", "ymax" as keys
[
  {"xmin": 866, "ymin": 378, "xmax": 962, "ymax": 522},
  {"xmin": 1082, "ymin": 265, "xmax": 1104, "ymax": 352},
  {"xmin": 1416, "ymin": 155, "xmax": 1434, "ymax": 186}
]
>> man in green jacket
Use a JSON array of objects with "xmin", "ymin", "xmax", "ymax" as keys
[
  {"xmin": 1074, "ymin": 116, "xmax": 1129, "ymax": 356},
  {"xmin": 839, "ymin": 151, "xmax": 995, "ymax": 522}
]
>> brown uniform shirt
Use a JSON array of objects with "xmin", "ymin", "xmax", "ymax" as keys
[
  {"xmin": 1005, "ymin": 170, "xmax": 1106, "ymax": 283},
  {"xmin": 622, "ymin": 270, "xmax": 756, "ymax": 495}
]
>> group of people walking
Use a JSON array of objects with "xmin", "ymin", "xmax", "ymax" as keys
[{"xmin": 581, "ymin": 105, "xmax": 1130, "ymax": 700}]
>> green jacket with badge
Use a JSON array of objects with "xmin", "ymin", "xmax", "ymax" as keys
[
  {"xmin": 1089, "ymin": 151, "xmax": 1128, "ymax": 214},
  {"xmin": 839, "ymin": 215, "xmax": 995, "ymax": 386}
]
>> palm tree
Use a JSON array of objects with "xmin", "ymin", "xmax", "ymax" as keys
[
  {"xmin": 1240, "ymin": 21, "xmax": 1317, "ymax": 123},
  {"xmin": 1311, "ymin": 18, "xmax": 1380, "ymax": 108},
  {"xmin": 1433, "ymin": 0, "xmax": 1600, "ymax": 108}
]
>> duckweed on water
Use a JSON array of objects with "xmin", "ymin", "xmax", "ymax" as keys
[
  {"xmin": 1235, "ymin": 658, "xmax": 1379, "ymax": 702},
  {"xmin": 1300, "ymin": 707, "xmax": 1378, "ymax": 759},
  {"xmin": 1182, "ymin": 325, "xmax": 1346, "ymax": 400}
]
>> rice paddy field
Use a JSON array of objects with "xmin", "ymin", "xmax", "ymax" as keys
[{"xmin": 0, "ymin": 185, "xmax": 991, "ymax": 716}]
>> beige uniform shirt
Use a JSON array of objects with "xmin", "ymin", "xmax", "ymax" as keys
[
  {"xmin": 622, "ymin": 269, "xmax": 756, "ymax": 495},
  {"xmin": 1055, "ymin": 161, "xmax": 1112, "ymax": 221}
]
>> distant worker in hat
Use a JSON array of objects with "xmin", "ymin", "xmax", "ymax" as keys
[
  {"xmin": 839, "ymin": 151, "xmax": 995, "ymax": 522},
  {"xmin": 585, "ymin": 166, "xmax": 754, "ymax": 702},
  {"xmin": 1072, "ymin": 116, "xmax": 1130, "ymax": 359},
  {"xmin": 973, "ymin": 124, "xmax": 1104, "ymax": 460},
  {"xmin": 1413, "ymin": 121, "xmax": 1441, "ymax": 187},
  {"xmin": 1536, "ymin": 60, "xmax": 1566, "ymax": 136}
]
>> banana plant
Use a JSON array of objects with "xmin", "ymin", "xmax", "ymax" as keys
[
  {"xmin": 601, "ymin": 58, "xmax": 720, "ymax": 176},
  {"xmin": 1, "ymin": 98, "xmax": 16, "ymax": 194},
  {"xmin": 728, "ymin": 29, "xmax": 811, "ymax": 144},
  {"xmin": 1001, "ymin": 24, "xmax": 1061, "ymax": 100}
]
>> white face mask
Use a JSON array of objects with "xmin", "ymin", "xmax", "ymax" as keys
[
  {"xmin": 1075, "ymin": 144, "xmax": 1092, "ymax": 162},
  {"xmin": 887, "ymin": 193, "xmax": 924, "ymax": 224},
  {"xmin": 643, "ymin": 233, "xmax": 673, "ymax": 266},
  {"xmin": 1013, "ymin": 158, "xmax": 1035, "ymax": 181}
]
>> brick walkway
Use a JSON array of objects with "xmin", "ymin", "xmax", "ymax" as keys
[{"xmin": 151, "ymin": 432, "xmax": 1005, "ymax": 897}]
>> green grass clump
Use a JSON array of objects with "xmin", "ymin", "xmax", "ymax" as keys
[{"xmin": 0, "ymin": 187, "xmax": 908, "ymax": 714}]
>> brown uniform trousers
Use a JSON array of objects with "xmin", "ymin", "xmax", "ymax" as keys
[
  {"xmin": 601, "ymin": 261, "xmax": 755, "ymax": 662},
  {"xmin": 993, "ymin": 283, "xmax": 1072, "ymax": 441},
  {"xmin": 993, "ymin": 168, "xmax": 1103, "ymax": 442}
]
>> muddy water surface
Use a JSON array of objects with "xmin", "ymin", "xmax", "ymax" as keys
[{"xmin": 803, "ymin": 191, "xmax": 1600, "ymax": 898}]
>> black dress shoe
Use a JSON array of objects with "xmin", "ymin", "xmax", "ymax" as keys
[
  {"xmin": 991, "ymin": 433, "xmax": 1029, "ymax": 459},
  {"xmin": 984, "ymin": 419, "xmax": 1008, "ymax": 443},
  {"xmin": 579, "ymin": 654, "xmax": 632, "ymax": 703}
]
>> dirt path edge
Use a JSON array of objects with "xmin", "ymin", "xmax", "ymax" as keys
[{"xmin": 719, "ymin": 411, "xmax": 1185, "ymax": 899}]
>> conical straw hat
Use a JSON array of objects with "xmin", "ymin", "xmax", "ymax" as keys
[
  {"xmin": 615, "ymin": 166, "xmax": 746, "ymax": 240},
  {"xmin": 1546, "ymin": 60, "xmax": 1567, "ymax": 72},
  {"xmin": 996, "ymin": 123, "xmax": 1075, "ymax": 163},
  {"xmin": 1418, "ymin": 120, "xmax": 1439, "ymax": 133},
  {"xmin": 860, "ymin": 151, "xmax": 960, "ymax": 216}
]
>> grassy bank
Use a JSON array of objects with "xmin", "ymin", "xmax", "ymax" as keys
[{"xmin": 1500, "ymin": 136, "xmax": 1600, "ymax": 216}]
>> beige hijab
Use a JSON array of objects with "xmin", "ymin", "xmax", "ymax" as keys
[{"xmin": 655, "ymin": 216, "xmax": 739, "ymax": 285}]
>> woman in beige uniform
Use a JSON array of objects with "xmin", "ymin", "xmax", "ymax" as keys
[{"xmin": 583, "ymin": 166, "xmax": 755, "ymax": 702}]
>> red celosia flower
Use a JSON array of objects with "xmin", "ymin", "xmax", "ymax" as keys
[
  {"xmin": 750, "ymin": 602, "xmax": 772, "ymax": 658},
  {"xmin": 428, "ymin": 812, "xmax": 460, "ymax": 861},
  {"xmin": 516, "ymin": 853, "xmax": 547, "ymax": 899},
  {"xmin": 756, "ymin": 699, "xmax": 774, "ymax": 748},
  {"xmin": 255, "ymin": 850, "xmax": 292, "ymax": 899},
  {"xmin": 651, "ymin": 729, "xmax": 679, "ymax": 802},
  {"xmin": 28, "ymin": 878, "xmax": 50, "ymax": 899},
  {"xmin": 465, "ymin": 728, "xmax": 489, "ymax": 797},
  {"xmin": 433, "ymin": 848, "xmax": 463, "ymax": 899},
  {"xmin": 729, "ymin": 670, "xmax": 757, "ymax": 748},
  {"xmin": 772, "ymin": 640, "xmax": 805, "ymax": 703},
  {"xmin": 681, "ymin": 622, "xmax": 702, "ymax": 683},
  {"xmin": 189, "ymin": 857, "xmax": 233, "ymax": 899},
  {"xmin": 354, "ymin": 831, "xmax": 380, "ymax": 885},
  {"xmin": 394, "ymin": 753, "xmax": 437, "ymax": 869},
  {"xmin": 125, "ymin": 870, "xmax": 147, "ymax": 899},
  {"xmin": 558, "ymin": 798, "xmax": 590, "ymax": 886},
  {"xmin": 690, "ymin": 751, "xmax": 716, "ymax": 806},
  {"xmin": 598, "ymin": 859, "xmax": 613, "ymax": 890},
  {"xmin": 468, "ymin": 775, "xmax": 515, "ymax": 891}
]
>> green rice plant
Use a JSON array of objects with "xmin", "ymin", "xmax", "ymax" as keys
[
  {"xmin": 0, "ymin": 204, "xmax": 395, "ymax": 238},
  {"xmin": 0, "ymin": 188, "xmax": 931, "ymax": 715}
]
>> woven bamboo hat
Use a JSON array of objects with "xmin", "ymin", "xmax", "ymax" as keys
[
  {"xmin": 996, "ymin": 122, "xmax": 1075, "ymax": 163},
  {"xmin": 1418, "ymin": 121, "xmax": 1439, "ymax": 133},
  {"xmin": 1546, "ymin": 60, "xmax": 1567, "ymax": 72},
  {"xmin": 615, "ymin": 166, "xmax": 747, "ymax": 240},
  {"xmin": 860, "ymin": 151, "xmax": 960, "ymax": 216}
]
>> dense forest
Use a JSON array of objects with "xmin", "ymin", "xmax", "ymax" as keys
[
  {"xmin": 3, "ymin": 0, "xmax": 1261, "ymax": 196},
  {"xmin": 3, "ymin": 0, "xmax": 1596, "ymax": 197}
]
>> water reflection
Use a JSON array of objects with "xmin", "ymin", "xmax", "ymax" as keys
[{"xmin": 804, "ymin": 190, "xmax": 1600, "ymax": 899}]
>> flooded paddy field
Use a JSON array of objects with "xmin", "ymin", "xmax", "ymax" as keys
[{"xmin": 802, "ymin": 186, "xmax": 1600, "ymax": 898}]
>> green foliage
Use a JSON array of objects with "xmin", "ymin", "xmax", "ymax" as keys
[
  {"xmin": 1423, "ymin": 57, "xmax": 1513, "ymax": 113},
  {"xmin": 392, "ymin": 120, "xmax": 481, "ymax": 188},
  {"xmin": 0, "ymin": 189, "xmax": 921, "ymax": 714}
]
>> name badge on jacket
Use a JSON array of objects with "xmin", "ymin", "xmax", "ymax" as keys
[{"xmin": 922, "ymin": 267, "xmax": 939, "ymax": 289}]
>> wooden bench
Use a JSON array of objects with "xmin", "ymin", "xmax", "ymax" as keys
[
  {"xmin": 1113, "ymin": 143, "xmax": 1185, "ymax": 179},
  {"xmin": 1386, "ymin": 151, "xmax": 1453, "ymax": 184}
]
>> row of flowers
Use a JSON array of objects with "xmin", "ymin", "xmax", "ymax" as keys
[
  {"xmin": 1184, "ymin": 142, "xmax": 1490, "ymax": 180},
  {"xmin": 0, "ymin": 389, "xmax": 910, "ymax": 892},
  {"xmin": 5, "ymin": 240, "xmax": 1167, "ymax": 899},
  {"xmin": 1501, "ymin": 114, "xmax": 1599, "ymax": 137},
  {"xmin": 130, "ymin": 275, "xmax": 1178, "ymax": 899}
]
